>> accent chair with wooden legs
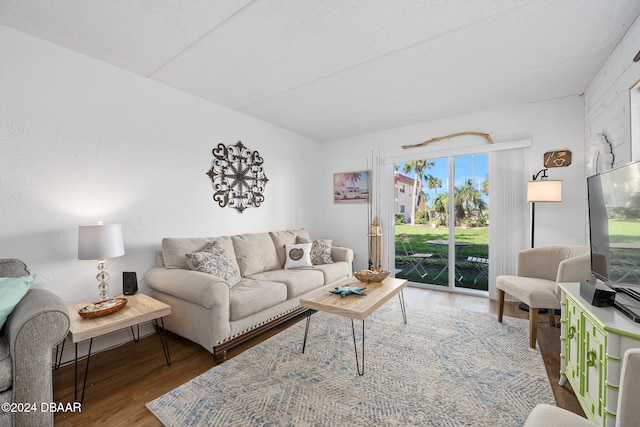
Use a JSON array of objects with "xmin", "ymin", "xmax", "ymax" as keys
[{"xmin": 496, "ymin": 246, "xmax": 591, "ymax": 348}]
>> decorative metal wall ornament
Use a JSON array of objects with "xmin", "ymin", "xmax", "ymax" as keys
[{"xmin": 206, "ymin": 141, "xmax": 269, "ymax": 213}]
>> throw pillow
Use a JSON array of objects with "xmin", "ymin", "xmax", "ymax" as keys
[
  {"xmin": 185, "ymin": 241, "xmax": 242, "ymax": 287},
  {"xmin": 297, "ymin": 237, "xmax": 334, "ymax": 265},
  {"xmin": 284, "ymin": 242, "xmax": 313, "ymax": 269},
  {"xmin": 0, "ymin": 274, "xmax": 36, "ymax": 330}
]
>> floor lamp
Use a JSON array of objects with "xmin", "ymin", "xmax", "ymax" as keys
[
  {"xmin": 521, "ymin": 169, "xmax": 562, "ymax": 312},
  {"xmin": 527, "ymin": 169, "xmax": 563, "ymax": 248}
]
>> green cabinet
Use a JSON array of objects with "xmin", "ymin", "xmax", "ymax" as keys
[{"xmin": 559, "ymin": 283, "xmax": 640, "ymax": 427}]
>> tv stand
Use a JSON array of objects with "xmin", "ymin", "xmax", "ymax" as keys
[{"xmin": 558, "ymin": 282, "xmax": 640, "ymax": 426}]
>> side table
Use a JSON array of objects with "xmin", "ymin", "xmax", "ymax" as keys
[{"xmin": 65, "ymin": 293, "xmax": 171, "ymax": 403}]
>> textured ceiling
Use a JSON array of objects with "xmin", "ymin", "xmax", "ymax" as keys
[{"xmin": 1, "ymin": 0, "xmax": 639, "ymax": 141}]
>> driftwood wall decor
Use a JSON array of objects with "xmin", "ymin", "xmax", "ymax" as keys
[
  {"xmin": 402, "ymin": 131, "xmax": 494, "ymax": 149},
  {"xmin": 206, "ymin": 141, "xmax": 269, "ymax": 213}
]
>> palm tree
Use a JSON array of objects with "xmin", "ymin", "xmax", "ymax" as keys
[
  {"xmin": 432, "ymin": 193, "xmax": 448, "ymax": 226},
  {"xmin": 402, "ymin": 160, "xmax": 434, "ymax": 224},
  {"xmin": 455, "ymin": 178, "xmax": 487, "ymax": 225},
  {"xmin": 427, "ymin": 175, "xmax": 443, "ymax": 194}
]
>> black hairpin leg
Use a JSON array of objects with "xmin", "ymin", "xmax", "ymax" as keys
[
  {"xmin": 75, "ymin": 338, "xmax": 93, "ymax": 404},
  {"xmin": 302, "ymin": 312, "xmax": 313, "ymax": 353},
  {"xmin": 398, "ymin": 290, "xmax": 407, "ymax": 324},
  {"xmin": 154, "ymin": 318, "xmax": 171, "ymax": 365},
  {"xmin": 351, "ymin": 319, "xmax": 365, "ymax": 376},
  {"xmin": 130, "ymin": 324, "xmax": 140, "ymax": 342},
  {"xmin": 54, "ymin": 341, "xmax": 64, "ymax": 369}
]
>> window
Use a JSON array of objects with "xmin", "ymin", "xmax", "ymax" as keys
[{"xmin": 631, "ymin": 78, "xmax": 640, "ymax": 161}]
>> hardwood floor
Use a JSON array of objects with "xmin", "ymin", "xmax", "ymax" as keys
[{"xmin": 52, "ymin": 287, "xmax": 584, "ymax": 426}]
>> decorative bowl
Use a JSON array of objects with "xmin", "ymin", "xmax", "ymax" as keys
[
  {"xmin": 354, "ymin": 270, "xmax": 390, "ymax": 283},
  {"xmin": 78, "ymin": 297, "xmax": 127, "ymax": 319}
]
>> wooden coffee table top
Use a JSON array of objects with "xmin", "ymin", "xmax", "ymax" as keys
[
  {"xmin": 300, "ymin": 276, "xmax": 407, "ymax": 321},
  {"xmin": 68, "ymin": 293, "xmax": 171, "ymax": 343}
]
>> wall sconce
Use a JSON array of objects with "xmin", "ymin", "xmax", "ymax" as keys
[
  {"xmin": 527, "ymin": 169, "xmax": 562, "ymax": 247},
  {"xmin": 78, "ymin": 222, "xmax": 125, "ymax": 301}
]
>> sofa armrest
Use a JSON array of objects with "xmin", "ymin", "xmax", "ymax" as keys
[
  {"xmin": 145, "ymin": 267, "xmax": 230, "ymax": 309},
  {"xmin": 331, "ymin": 246, "xmax": 354, "ymax": 274},
  {"xmin": 331, "ymin": 246, "xmax": 354, "ymax": 263},
  {"xmin": 5, "ymin": 289, "xmax": 69, "ymax": 427},
  {"xmin": 557, "ymin": 254, "xmax": 592, "ymax": 283},
  {"xmin": 554, "ymin": 254, "xmax": 593, "ymax": 299}
]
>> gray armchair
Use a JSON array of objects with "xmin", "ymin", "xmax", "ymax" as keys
[{"xmin": 0, "ymin": 259, "xmax": 69, "ymax": 427}]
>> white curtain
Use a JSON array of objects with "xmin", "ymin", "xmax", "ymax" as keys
[{"xmin": 488, "ymin": 147, "xmax": 530, "ymax": 298}]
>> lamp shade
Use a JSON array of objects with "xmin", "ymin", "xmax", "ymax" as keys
[
  {"xmin": 78, "ymin": 224, "xmax": 125, "ymax": 260},
  {"xmin": 527, "ymin": 180, "xmax": 563, "ymax": 202}
]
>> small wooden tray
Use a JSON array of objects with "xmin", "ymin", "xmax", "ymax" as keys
[{"xmin": 78, "ymin": 298, "xmax": 127, "ymax": 319}]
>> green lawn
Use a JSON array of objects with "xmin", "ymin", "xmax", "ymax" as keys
[
  {"xmin": 609, "ymin": 219, "xmax": 640, "ymax": 243},
  {"xmin": 394, "ymin": 224, "xmax": 489, "ymax": 290}
]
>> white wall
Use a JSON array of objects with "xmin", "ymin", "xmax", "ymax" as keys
[
  {"xmin": 321, "ymin": 96, "xmax": 587, "ymax": 298},
  {"xmin": 585, "ymin": 14, "xmax": 640, "ymax": 167},
  {"xmin": 0, "ymin": 26, "xmax": 325, "ymax": 357}
]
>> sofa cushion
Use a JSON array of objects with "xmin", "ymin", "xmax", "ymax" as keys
[
  {"xmin": 232, "ymin": 233, "xmax": 280, "ymax": 277},
  {"xmin": 284, "ymin": 243, "xmax": 313, "ymax": 269},
  {"xmin": 312, "ymin": 262, "xmax": 351, "ymax": 285},
  {"xmin": 162, "ymin": 237, "xmax": 214, "ymax": 269},
  {"xmin": 248, "ymin": 269, "xmax": 324, "ymax": 299},
  {"xmin": 162, "ymin": 236, "xmax": 238, "ymax": 271},
  {"xmin": 0, "ymin": 336, "xmax": 10, "ymax": 392},
  {"xmin": 497, "ymin": 275, "xmax": 560, "ymax": 309},
  {"xmin": 0, "ymin": 274, "xmax": 36, "ymax": 330},
  {"xmin": 270, "ymin": 228, "xmax": 311, "ymax": 267},
  {"xmin": 185, "ymin": 241, "xmax": 242, "ymax": 287},
  {"xmin": 229, "ymin": 279, "xmax": 288, "ymax": 320},
  {"xmin": 297, "ymin": 237, "xmax": 334, "ymax": 265}
]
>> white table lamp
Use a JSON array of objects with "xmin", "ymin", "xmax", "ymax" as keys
[{"xmin": 78, "ymin": 223, "xmax": 125, "ymax": 301}]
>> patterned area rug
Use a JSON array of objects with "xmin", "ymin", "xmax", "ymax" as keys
[{"xmin": 147, "ymin": 301, "xmax": 555, "ymax": 426}]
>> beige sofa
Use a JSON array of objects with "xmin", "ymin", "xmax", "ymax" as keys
[{"xmin": 145, "ymin": 228, "xmax": 353, "ymax": 361}]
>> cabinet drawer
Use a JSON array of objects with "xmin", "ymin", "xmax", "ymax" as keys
[
  {"xmin": 564, "ymin": 296, "xmax": 582, "ymax": 390},
  {"xmin": 583, "ymin": 313, "xmax": 606, "ymax": 426}
]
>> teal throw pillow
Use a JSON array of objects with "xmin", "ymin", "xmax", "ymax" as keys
[{"xmin": 0, "ymin": 274, "xmax": 36, "ymax": 330}]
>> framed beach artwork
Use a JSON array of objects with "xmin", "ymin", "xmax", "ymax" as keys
[{"xmin": 333, "ymin": 170, "xmax": 370, "ymax": 204}]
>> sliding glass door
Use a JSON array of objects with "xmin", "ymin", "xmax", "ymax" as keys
[{"xmin": 394, "ymin": 154, "xmax": 489, "ymax": 293}]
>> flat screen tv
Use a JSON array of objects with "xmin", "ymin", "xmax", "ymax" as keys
[{"xmin": 587, "ymin": 160, "xmax": 640, "ymax": 288}]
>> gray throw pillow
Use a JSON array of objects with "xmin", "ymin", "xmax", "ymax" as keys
[
  {"xmin": 297, "ymin": 237, "xmax": 334, "ymax": 265},
  {"xmin": 185, "ymin": 241, "xmax": 242, "ymax": 287}
]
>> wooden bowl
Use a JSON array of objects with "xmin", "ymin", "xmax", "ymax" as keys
[
  {"xmin": 78, "ymin": 297, "xmax": 127, "ymax": 319},
  {"xmin": 354, "ymin": 270, "xmax": 390, "ymax": 283}
]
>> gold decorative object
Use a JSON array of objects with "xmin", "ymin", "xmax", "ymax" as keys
[
  {"xmin": 206, "ymin": 141, "xmax": 269, "ymax": 213},
  {"xmin": 354, "ymin": 269, "xmax": 390, "ymax": 283}
]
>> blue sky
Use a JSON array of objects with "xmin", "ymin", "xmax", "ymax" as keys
[{"xmin": 397, "ymin": 154, "xmax": 489, "ymax": 204}]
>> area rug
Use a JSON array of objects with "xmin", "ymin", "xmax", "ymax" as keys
[{"xmin": 147, "ymin": 302, "xmax": 555, "ymax": 426}]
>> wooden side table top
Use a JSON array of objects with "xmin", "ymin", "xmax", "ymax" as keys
[
  {"xmin": 300, "ymin": 276, "xmax": 407, "ymax": 321},
  {"xmin": 67, "ymin": 293, "xmax": 171, "ymax": 343}
]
